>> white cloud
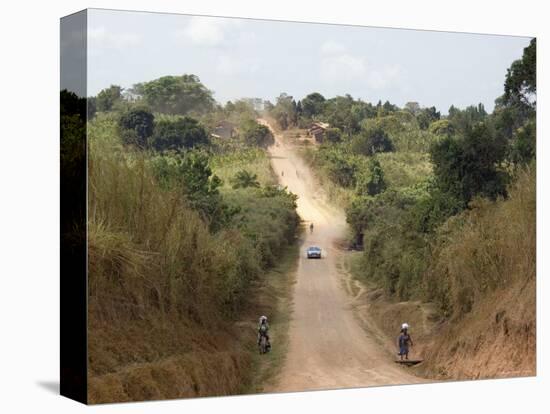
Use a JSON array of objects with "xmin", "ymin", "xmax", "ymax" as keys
[
  {"xmin": 181, "ymin": 17, "xmax": 224, "ymax": 46},
  {"xmin": 216, "ymin": 55, "xmax": 260, "ymax": 76},
  {"xmin": 88, "ymin": 26, "xmax": 141, "ymax": 49},
  {"xmin": 320, "ymin": 40, "xmax": 347, "ymax": 55},
  {"xmin": 366, "ymin": 65, "xmax": 403, "ymax": 90},
  {"xmin": 88, "ymin": 26, "xmax": 141, "ymax": 50},
  {"xmin": 178, "ymin": 17, "xmax": 244, "ymax": 47},
  {"xmin": 320, "ymin": 53, "xmax": 367, "ymax": 82},
  {"xmin": 319, "ymin": 41, "xmax": 404, "ymax": 90}
]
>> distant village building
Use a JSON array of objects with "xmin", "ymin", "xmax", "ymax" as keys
[
  {"xmin": 212, "ymin": 120, "xmax": 235, "ymax": 139},
  {"xmin": 307, "ymin": 122, "xmax": 330, "ymax": 143}
]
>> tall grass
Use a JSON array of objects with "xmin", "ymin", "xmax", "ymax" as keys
[
  {"xmin": 87, "ymin": 115, "xmax": 298, "ymax": 403},
  {"xmin": 409, "ymin": 167, "xmax": 536, "ymax": 379},
  {"xmin": 425, "ymin": 166, "xmax": 535, "ymax": 318}
]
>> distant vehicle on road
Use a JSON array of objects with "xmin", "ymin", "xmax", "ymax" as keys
[{"xmin": 307, "ymin": 246, "xmax": 322, "ymax": 259}]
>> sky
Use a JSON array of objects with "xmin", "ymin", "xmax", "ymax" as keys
[{"xmin": 84, "ymin": 9, "xmax": 532, "ymax": 114}]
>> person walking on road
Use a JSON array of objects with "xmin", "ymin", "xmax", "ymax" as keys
[
  {"xmin": 398, "ymin": 323, "xmax": 413, "ymax": 360},
  {"xmin": 258, "ymin": 315, "xmax": 271, "ymax": 351}
]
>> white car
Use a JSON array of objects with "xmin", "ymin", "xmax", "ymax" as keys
[{"xmin": 307, "ymin": 246, "xmax": 322, "ymax": 259}]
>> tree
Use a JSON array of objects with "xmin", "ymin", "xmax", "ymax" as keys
[
  {"xmin": 240, "ymin": 120, "xmax": 274, "ymax": 148},
  {"xmin": 231, "ymin": 170, "xmax": 260, "ymax": 189},
  {"xmin": 324, "ymin": 95, "xmax": 356, "ymax": 135},
  {"xmin": 352, "ymin": 126, "xmax": 395, "ymax": 156},
  {"xmin": 405, "ymin": 102, "xmax": 421, "ymax": 115},
  {"xmin": 509, "ymin": 119, "xmax": 536, "ymax": 165},
  {"xmin": 504, "ymin": 38, "xmax": 536, "ymax": 109},
  {"xmin": 133, "ymin": 74, "xmax": 214, "ymax": 115},
  {"xmin": 382, "ymin": 100, "xmax": 398, "ymax": 114},
  {"xmin": 493, "ymin": 38, "xmax": 536, "ymax": 165},
  {"xmin": 430, "ymin": 123, "xmax": 508, "ymax": 207},
  {"xmin": 301, "ymin": 92, "xmax": 326, "ymax": 118},
  {"xmin": 357, "ymin": 159, "xmax": 387, "ymax": 196},
  {"xmin": 118, "ymin": 108, "xmax": 155, "ymax": 148},
  {"xmin": 87, "ymin": 96, "xmax": 97, "ymax": 119},
  {"xmin": 429, "ymin": 119, "xmax": 455, "ymax": 136},
  {"xmin": 411, "ymin": 186, "xmax": 463, "ymax": 233},
  {"xmin": 417, "ymin": 106, "xmax": 440, "ymax": 130},
  {"xmin": 296, "ymin": 100, "xmax": 303, "ymax": 117},
  {"xmin": 325, "ymin": 127, "xmax": 342, "ymax": 143},
  {"xmin": 366, "ymin": 159, "xmax": 387, "ymax": 196},
  {"xmin": 322, "ymin": 95, "xmax": 374, "ymax": 136},
  {"xmin": 321, "ymin": 148, "xmax": 358, "ymax": 188},
  {"xmin": 493, "ymin": 98, "xmax": 523, "ymax": 140},
  {"xmin": 270, "ymin": 93, "xmax": 297, "ymax": 130},
  {"xmin": 151, "ymin": 151, "xmax": 230, "ymax": 230},
  {"xmin": 346, "ymin": 196, "xmax": 377, "ymax": 246},
  {"xmin": 151, "ymin": 115, "xmax": 209, "ymax": 152},
  {"xmin": 447, "ymin": 103, "xmax": 488, "ymax": 133},
  {"xmin": 96, "ymin": 85, "xmax": 122, "ymax": 112}
]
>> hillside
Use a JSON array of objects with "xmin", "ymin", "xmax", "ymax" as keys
[
  {"xmin": 267, "ymin": 39, "xmax": 536, "ymax": 381},
  {"xmin": 347, "ymin": 168, "xmax": 535, "ymax": 380},
  {"xmin": 60, "ymin": 79, "xmax": 301, "ymax": 402}
]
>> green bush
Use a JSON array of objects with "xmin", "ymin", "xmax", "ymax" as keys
[
  {"xmin": 223, "ymin": 187, "xmax": 299, "ymax": 268},
  {"xmin": 231, "ymin": 170, "xmax": 260, "ymax": 189},
  {"xmin": 151, "ymin": 115, "xmax": 210, "ymax": 151},
  {"xmin": 351, "ymin": 126, "xmax": 394, "ymax": 156},
  {"xmin": 118, "ymin": 108, "xmax": 155, "ymax": 148},
  {"xmin": 240, "ymin": 120, "xmax": 274, "ymax": 148}
]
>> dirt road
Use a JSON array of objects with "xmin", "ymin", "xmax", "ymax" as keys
[{"xmin": 260, "ymin": 119, "xmax": 423, "ymax": 392}]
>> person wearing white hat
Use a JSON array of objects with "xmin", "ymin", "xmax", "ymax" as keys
[{"xmin": 398, "ymin": 323, "xmax": 413, "ymax": 360}]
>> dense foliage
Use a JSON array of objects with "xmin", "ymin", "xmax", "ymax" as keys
[
  {"xmin": 133, "ymin": 74, "xmax": 215, "ymax": 115},
  {"xmin": 240, "ymin": 119, "xmax": 274, "ymax": 148},
  {"xmin": 78, "ymin": 37, "xmax": 535, "ymax": 399},
  {"xmin": 297, "ymin": 39, "xmax": 536, "ymax": 314},
  {"xmin": 118, "ymin": 108, "xmax": 155, "ymax": 148},
  {"xmin": 151, "ymin": 115, "xmax": 210, "ymax": 151},
  {"xmin": 96, "ymin": 85, "xmax": 122, "ymax": 112},
  {"xmin": 82, "ymin": 73, "xmax": 299, "ymax": 403}
]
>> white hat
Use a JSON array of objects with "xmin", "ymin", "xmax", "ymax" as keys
[{"xmin": 401, "ymin": 323, "xmax": 409, "ymax": 330}]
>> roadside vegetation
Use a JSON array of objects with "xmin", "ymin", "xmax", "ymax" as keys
[
  {"xmin": 60, "ymin": 38, "xmax": 536, "ymax": 393},
  {"xmin": 62, "ymin": 74, "xmax": 299, "ymax": 403},
  {"xmin": 268, "ymin": 40, "xmax": 536, "ymax": 378}
]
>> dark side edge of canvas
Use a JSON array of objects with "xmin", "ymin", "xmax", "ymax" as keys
[{"xmin": 60, "ymin": 9, "xmax": 88, "ymax": 405}]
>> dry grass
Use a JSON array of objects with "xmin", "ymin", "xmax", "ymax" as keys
[
  {"xmin": 417, "ymin": 166, "xmax": 536, "ymax": 379},
  {"xmin": 246, "ymin": 243, "xmax": 300, "ymax": 392},
  {"xmin": 86, "ymin": 115, "xmax": 299, "ymax": 403},
  {"xmin": 425, "ymin": 167, "xmax": 535, "ymax": 318},
  {"xmin": 349, "ymin": 167, "xmax": 535, "ymax": 380},
  {"xmin": 87, "ymin": 148, "xmax": 255, "ymax": 403}
]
